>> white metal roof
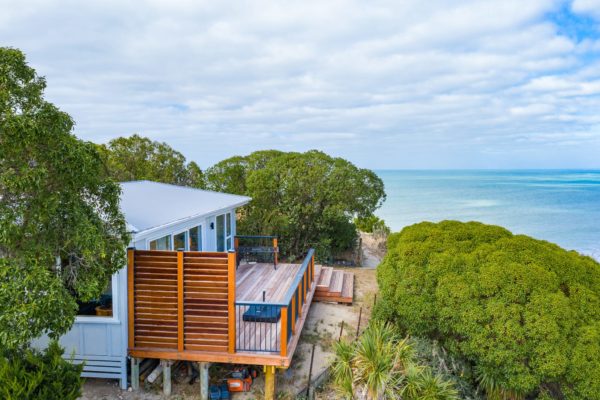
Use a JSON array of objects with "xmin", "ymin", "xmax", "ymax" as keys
[{"xmin": 120, "ymin": 180, "xmax": 251, "ymax": 234}]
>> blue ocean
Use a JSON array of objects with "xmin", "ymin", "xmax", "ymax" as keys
[{"xmin": 375, "ymin": 170, "xmax": 600, "ymax": 261}]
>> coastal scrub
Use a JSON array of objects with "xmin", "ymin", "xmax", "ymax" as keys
[{"xmin": 376, "ymin": 221, "xmax": 600, "ymax": 399}]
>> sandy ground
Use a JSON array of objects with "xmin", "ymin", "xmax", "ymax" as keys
[{"xmin": 80, "ymin": 238, "xmax": 383, "ymax": 400}]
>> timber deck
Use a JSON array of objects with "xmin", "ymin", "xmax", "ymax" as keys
[
  {"xmin": 236, "ymin": 263, "xmax": 302, "ymax": 302},
  {"xmin": 128, "ymin": 249, "xmax": 321, "ymax": 368},
  {"xmin": 314, "ymin": 266, "xmax": 354, "ymax": 304}
]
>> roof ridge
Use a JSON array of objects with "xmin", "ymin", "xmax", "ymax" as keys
[{"xmin": 120, "ymin": 180, "xmax": 250, "ymax": 200}]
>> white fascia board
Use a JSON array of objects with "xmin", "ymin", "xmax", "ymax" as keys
[{"xmin": 131, "ymin": 199, "xmax": 250, "ymax": 242}]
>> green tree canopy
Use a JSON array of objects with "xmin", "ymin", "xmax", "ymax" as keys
[
  {"xmin": 376, "ymin": 221, "xmax": 600, "ymax": 399},
  {"xmin": 206, "ymin": 150, "xmax": 386, "ymax": 260},
  {"xmin": 98, "ymin": 134, "xmax": 205, "ymax": 188},
  {"xmin": 0, "ymin": 47, "xmax": 130, "ymax": 349}
]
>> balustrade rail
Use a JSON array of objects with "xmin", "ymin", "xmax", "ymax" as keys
[{"xmin": 234, "ymin": 235, "xmax": 279, "ymax": 267}]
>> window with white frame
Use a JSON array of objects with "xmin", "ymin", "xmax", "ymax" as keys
[
  {"xmin": 149, "ymin": 234, "xmax": 171, "ymax": 250},
  {"xmin": 216, "ymin": 213, "xmax": 233, "ymax": 252},
  {"xmin": 173, "ymin": 231, "xmax": 187, "ymax": 251},
  {"xmin": 189, "ymin": 225, "xmax": 202, "ymax": 251},
  {"xmin": 76, "ymin": 277, "xmax": 114, "ymax": 317}
]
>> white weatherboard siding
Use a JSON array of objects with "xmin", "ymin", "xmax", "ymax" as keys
[{"xmin": 36, "ymin": 181, "xmax": 250, "ymax": 389}]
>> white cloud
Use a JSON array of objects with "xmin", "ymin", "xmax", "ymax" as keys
[
  {"xmin": 0, "ymin": 0, "xmax": 599, "ymax": 168},
  {"xmin": 572, "ymin": 0, "xmax": 600, "ymax": 19}
]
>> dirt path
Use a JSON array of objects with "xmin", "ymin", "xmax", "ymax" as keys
[{"xmin": 359, "ymin": 232, "xmax": 385, "ymax": 269}]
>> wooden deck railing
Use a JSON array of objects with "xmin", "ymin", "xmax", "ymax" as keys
[
  {"xmin": 128, "ymin": 249, "xmax": 236, "ymax": 356},
  {"xmin": 234, "ymin": 249, "xmax": 315, "ymax": 356}
]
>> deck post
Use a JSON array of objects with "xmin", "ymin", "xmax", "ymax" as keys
[
  {"xmin": 177, "ymin": 251, "xmax": 184, "ymax": 352},
  {"xmin": 127, "ymin": 248, "xmax": 135, "ymax": 351},
  {"xmin": 199, "ymin": 362, "xmax": 209, "ymax": 400},
  {"xmin": 304, "ymin": 269, "xmax": 308, "ymax": 302},
  {"xmin": 161, "ymin": 360, "xmax": 173, "ymax": 396},
  {"xmin": 273, "ymin": 237, "xmax": 278, "ymax": 266},
  {"xmin": 264, "ymin": 365, "xmax": 276, "ymax": 400},
  {"xmin": 291, "ymin": 296, "xmax": 296, "ymax": 334},
  {"xmin": 227, "ymin": 251, "xmax": 236, "ymax": 354},
  {"xmin": 130, "ymin": 357, "xmax": 140, "ymax": 391},
  {"xmin": 280, "ymin": 306, "xmax": 288, "ymax": 357}
]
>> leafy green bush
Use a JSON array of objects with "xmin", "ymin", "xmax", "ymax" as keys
[
  {"xmin": 0, "ymin": 341, "xmax": 83, "ymax": 400},
  {"xmin": 1, "ymin": 47, "xmax": 130, "ymax": 348},
  {"xmin": 375, "ymin": 221, "xmax": 600, "ymax": 399},
  {"xmin": 332, "ymin": 321, "xmax": 458, "ymax": 399}
]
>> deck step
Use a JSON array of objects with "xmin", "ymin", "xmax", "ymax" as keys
[
  {"xmin": 314, "ymin": 267, "xmax": 354, "ymax": 304},
  {"xmin": 341, "ymin": 272, "xmax": 354, "ymax": 299},
  {"xmin": 317, "ymin": 267, "xmax": 333, "ymax": 289},
  {"xmin": 330, "ymin": 271, "xmax": 344, "ymax": 295}
]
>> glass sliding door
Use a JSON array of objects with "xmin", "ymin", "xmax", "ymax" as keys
[
  {"xmin": 226, "ymin": 213, "xmax": 232, "ymax": 250},
  {"xmin": 189, "ymin": 225, "xmax": 202, "ymax": 251},
  {"xmin": 216, "ymin": 214, "xmax": 225, "ymax": 252},
  {"xmin": 216, "ymin": 213, "xmax": 234, "ymax": 252}
]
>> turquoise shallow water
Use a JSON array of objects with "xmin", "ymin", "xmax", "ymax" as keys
[{"xmin": 375, "ymin": 170, "xmax": 600, "ymax": 260}]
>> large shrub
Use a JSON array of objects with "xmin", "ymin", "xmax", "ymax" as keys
[
  {"xmin": 205, "ymin": 150, "xmax": 386, "ymax": 261},
  {"xmin": 376, "ymin": 221, "xmax": 600, "ymax": 399},
  {"xmin": 0, "ymin": 47, "xmax": 129, "ymax": 348},
  {"xmin": 0, "ymin": 341, "xmax": 83, "ymax": 400}
]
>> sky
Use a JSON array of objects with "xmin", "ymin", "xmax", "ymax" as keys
[{"xmin": 2, "ymin": 0, "xmax": 600, "ymax": 169}]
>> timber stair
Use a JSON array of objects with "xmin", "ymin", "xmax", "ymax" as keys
[{"xmin": 314, "ymin": 266, "xmax": 354, "ymax": 304}]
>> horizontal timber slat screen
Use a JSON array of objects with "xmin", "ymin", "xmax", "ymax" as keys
[{"xmin": 128, "ymin": 249, "xmax": 235, "ymax": 356}]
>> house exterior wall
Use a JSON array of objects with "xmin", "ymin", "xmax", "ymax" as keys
[{"xmin": 36, "ymin": 207, "xmax": 239, "ymax": 390}]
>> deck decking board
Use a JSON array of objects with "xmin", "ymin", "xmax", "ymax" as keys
[{"xmin": 234, "ymin": 263, "xmax": 303, "ymax": 353}]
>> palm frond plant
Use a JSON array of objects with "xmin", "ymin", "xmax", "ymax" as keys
[
  {"xmin": 410, "ymin": 369, "xmax": 459, "ymax": 400},
  {"xmin": 476, "ymin": 367, "xmax": 524, "ymax": 400},
  {"xmin": 332, "ymin": 340, "xmax": 355, "ymax": 399},
  {"xmin": 331, "ymin": 321, "xmax": 459, "ymax": 400}
]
